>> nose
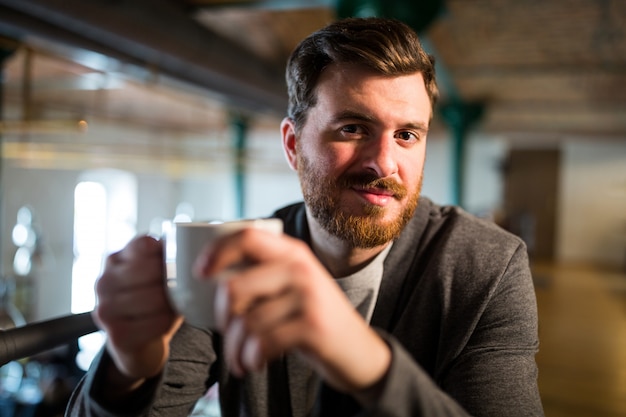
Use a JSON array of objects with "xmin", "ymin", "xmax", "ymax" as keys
[{"xmin": 361, "ymin": 135, "xmax": 399, "ymax": 178}]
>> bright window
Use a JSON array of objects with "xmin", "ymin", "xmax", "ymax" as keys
[
  {"xmin": 71, "ymin": 181, "xmax": 107, "ymax": 314},
  {"xmin": 71, "ymin": 169, "xmax": 137, "ymax": 370}
]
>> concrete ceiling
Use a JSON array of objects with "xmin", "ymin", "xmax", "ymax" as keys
[{"xmin": 0, "ymin": 0, "xmax": 625, "ymax": 142}]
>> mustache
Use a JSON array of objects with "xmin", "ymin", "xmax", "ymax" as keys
[{"xmin": 337, "ymin": 172, "xmax": 408, "ymax": 199}]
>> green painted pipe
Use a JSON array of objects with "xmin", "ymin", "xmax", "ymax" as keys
[{"xmin": 230, "ymin": 114, "xmax": 248, "ymax": 219}]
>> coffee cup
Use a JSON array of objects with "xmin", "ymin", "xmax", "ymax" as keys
[{"xmin": 164, "ymin": 218, "xmax": 283, "ymax": 330}]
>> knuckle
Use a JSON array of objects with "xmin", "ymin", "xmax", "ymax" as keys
[
  {"xmin": 95, "ymin": 271, "xmax": 112, "ymax": 294},
  {"xmin": 219, "ymin": 278, "xmax": 242, "ymax": 314},
  {"xmin": 287, "ymin": 260, "xmax": 317, "ymax": 292},
  {"xmin": 223, "ymin": 276, "xmax": 240, "ymax": 299},
  {"xmin": 129, "ymin": 235, "xmax": 160, "ymax": 254},
  {"xmin": 259, "ymin": 336, "xmax": 280, "ymax": 360},
  {"xmin": 93, "ymin": 302, "xmax": 113, "ymax": 326},
  {"xmin": 105, "ymin": 250, "xmax": 122, "ymax": 267},
  {"xmin": 302, "ymin": 308, "xmax": 324, "ymax": 334},
  {"xmin": 238, "ymin": 227, "xmax": 257, "ymax": 240}
]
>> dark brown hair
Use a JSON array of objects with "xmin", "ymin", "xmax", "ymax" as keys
[{"xmin": 285, "ymin": 17, "xmax": 439, "ymax": 130}]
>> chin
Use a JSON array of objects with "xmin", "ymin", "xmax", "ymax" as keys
[{"xmin": 361, "ymin": 202, "xmax": 398, "ymax": 218}]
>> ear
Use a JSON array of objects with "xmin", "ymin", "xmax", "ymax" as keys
[{"xmin": 281, "ymin": 117, "xmax": 298, "ymax": 171}]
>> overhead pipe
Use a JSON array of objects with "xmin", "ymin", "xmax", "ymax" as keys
[
  {"xmin": 230, "ymin": 113, "xmax": 249, "ymax": 219},
  {"xmin": 0, "ymin": 311, "xmax": 98, "ymax": 366},
  {"xmin": 0, "ymin": 0, "xmax": 288, "ymax": 115}
]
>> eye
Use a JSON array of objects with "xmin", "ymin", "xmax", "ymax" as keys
[
  {"xmin": 395, "ymin": 131, "xmax": 419, "ymax": 143},
  {"xmin": 341, "ymin": 124, "xmax": 358, "ymax": 134},
  {"xmin": 340, "ymin": 124, "xmax": 366, "ymax": 137}
]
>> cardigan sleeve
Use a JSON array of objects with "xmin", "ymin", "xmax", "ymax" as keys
[
  {"xmin": 361, "ymin": 244, "xmax": 543, "ymax": 417},
  {"xmin": 65, "ymin": 323, "xmax": 217, "ymax": 417},
  {"xmin": 65, "ymin": 349, "xmax": 162, "ymax": 417}
]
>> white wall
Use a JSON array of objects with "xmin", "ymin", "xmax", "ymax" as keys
[
  {"xmin": 422, "ymin": 135, "xmax": 452, "ymax": 205},
  {"xmin": 558, "ymin": 139, "xmax": 626, "ymax": 267},
  {"xmin": 464, "ymin": 135, "xmax": 507, "ymax": 217},
  {"xmin": 1, "ymin": 164, "xmax": 77, "ymax": 320},
  {"xmin": 244, "ymin": 129, "xmax": 302, "ymax": 219},
  {"xmin": 422, "ymin": 132, "xmax": 507, "ymax": 217}
]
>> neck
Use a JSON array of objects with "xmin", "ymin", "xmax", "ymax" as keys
[{"xmin": 305, "ymin": 209, "xmax": 390, "ymax": 278}]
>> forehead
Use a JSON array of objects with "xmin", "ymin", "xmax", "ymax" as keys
[{"xmin": 312, "ymin": 63, "xmax": 432, "ymax": 122}]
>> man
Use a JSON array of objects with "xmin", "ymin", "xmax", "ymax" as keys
[{"xmin": 66, "ymin": 17, "xmax": 543, "ymax": 417}]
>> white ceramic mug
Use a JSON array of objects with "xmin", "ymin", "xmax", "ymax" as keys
[{"xmin": 164, "ymin": 218, "xmax": 283, "ymax": 330}]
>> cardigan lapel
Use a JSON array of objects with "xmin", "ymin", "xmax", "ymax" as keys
[{"xmin": 370, "ymin": 197, "xmax": 432, "ymax": 332}]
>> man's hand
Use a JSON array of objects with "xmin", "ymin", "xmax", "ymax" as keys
[
  {"xmin": 92, "ymin": 236, "xmax": 183, "ymax": 394},
  {"xmin": 193, "ymin": 228, "xmax": 391, "ymax": 394}
]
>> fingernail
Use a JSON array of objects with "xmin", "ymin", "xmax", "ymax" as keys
[
  {"xmin": 242, "ymin": 336, "xmax": 261, "ymax": 371},
  {"xmin": 192, "ymin": 253, "xmax": 209, "ymax": 277},
  {"xmin": 213, "ymin": 279, "xmax": 229, "ymax": 331},
  {"xmin": 224, "ymin": 318, "xmax": 245, "ymax": 377}
]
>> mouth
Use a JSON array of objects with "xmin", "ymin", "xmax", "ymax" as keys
[
  {"xmin": 354, "ymin": 185, "xmax": 395, "ymax": 197},
  {"xmin": 352, "ymin": 185, "xmax": 397, "ymax": 206},
  {"xmin": 337, "ymin": 173, "xmax": 407, "ymax": 206}
]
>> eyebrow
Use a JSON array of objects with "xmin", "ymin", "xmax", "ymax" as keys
[
  {"xmin": 331, "ymin": 110, "xmax": 375, "ymax": 124},
  {"xmin": 331, "ymin": 110, "xmax": 430, "ymax": 131}
]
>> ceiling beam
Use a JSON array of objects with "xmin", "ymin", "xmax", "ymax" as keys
[
  {"xmin": 182, "ymin": 0, "xmax": 334, "ymax": 10},
  {"xmin": 0, "ymin": 0, "xmax": 288, "ymax": 115}
]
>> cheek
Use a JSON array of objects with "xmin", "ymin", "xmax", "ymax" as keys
[
  {"xmin": 399, "ymin": 152, "xmax": 426, "ymax": 186},
  {"xmin": 306, "ymin": 144, "xmax": 354, "ymax": 176},
  {"xmin": 328, "ymin": 143, "xmax": 363, "ymax": 171}
]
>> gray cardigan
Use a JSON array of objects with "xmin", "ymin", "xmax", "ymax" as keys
[{"xmin": 66, "ymin": 197, "xmax": 544, "ymax": 416}]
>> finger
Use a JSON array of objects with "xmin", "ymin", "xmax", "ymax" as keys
[
  {"xmin": 241, "ymin": 335, "xmax": 263, "ymax": 372},
  {"xmin": 240, "ymin": 289, "xmax": 303, "ymax": 336},
  {"xmin": 225, "ymin": 312, "xmax": 311, "ymax": 376},
  {"xmin": 95, "ymin": 263, "xmax": 165, "ymax": 304},
  {"xmin": 220, "ymin": 280, "xmax": 312, "ymax": 374},
  {"xmin": 93, "ymin": 303, "xmax": 175, "ymax": 348},
  {"xmin": 213, "ymin": 262, "xmax": 297, "ymax": 330},
  {"xmin": 106, "ymin": 235, "xmax": 162, "ymax": 273},
  {"xmin": 228, "ymin": 289, "xmax": 304, "ymax": 372},
  {"xmin": 110, "ymin": 314, "xmax": 174, "ymax": 349},
  {"xmin": 193, "ymin": 229, "xmax": 304, "ymax": 277},
  {"xmin": 97, "ymin": 239, "xmax": 164, "ymax": 295},
  {"xmin": 223, "ymin": 317, "xmax": 247, "ymax": 377},
  {"xmin": 117, "ymin": 235, "xmax": 163, "ymax": 262},
  {"xmin": 223, "ymin": 289, "xmax": 306, "ymax": 377},
  {"xmin": 239, "ymin": 315, "xmax": 311, "ymax": 373},
  {"xmin": 97, "ymin": 282, "xmax": 173, "ymax": 322}
]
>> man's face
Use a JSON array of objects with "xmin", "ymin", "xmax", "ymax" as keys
[{"xmin": 282, "ymin": 63, "xmax": 431, "ymax": 248}]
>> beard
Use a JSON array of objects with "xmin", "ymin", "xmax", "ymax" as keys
[{"xmin": 297, "ymin": 153, "xmax": 422, "ymax": 248}]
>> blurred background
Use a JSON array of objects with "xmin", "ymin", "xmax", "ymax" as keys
[{"xmin": 0, "ymin": 0, "xmax": 624, "ymax": 416}]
